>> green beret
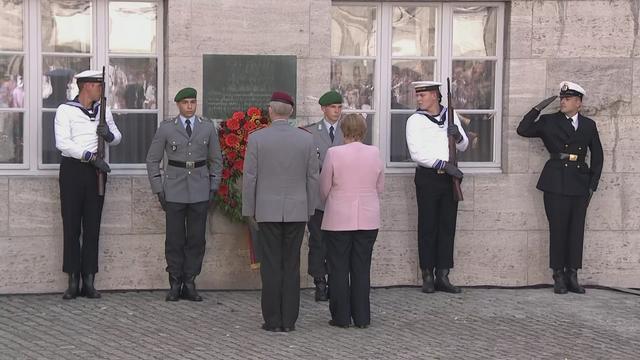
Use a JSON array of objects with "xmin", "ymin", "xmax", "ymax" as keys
[
  {"xmin": 318, "ymin": 90, "xmax": 343, "ymax": 106},
  {"xmin": 174, "ymin": 87, "xmax": 197, "ymax": 102}
]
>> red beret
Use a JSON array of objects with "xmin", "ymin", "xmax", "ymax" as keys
[{"xmin": 270, "ymin": 91, "xmax": 294, "ymax": 106}]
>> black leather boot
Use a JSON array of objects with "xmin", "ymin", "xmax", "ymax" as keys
[
  {"xmin": 314, "ymin": 277, "xmax": 329, "ymax": 302},
  {"xmin": 81, "ymin": 273, "xmax": 101, "ymax": 299},
  {"xmin": 421, "ymin": 269, "xmax": 435, "ymax": 293},
  {"xmin": 62, "ymin": 273, "xmax": 80, "ymax": 300},
  {"xmin": 166, "ymin": 274, "xmax": 182, "ymax": 302},
  {"xmin": 566, "ymin": 268, "xmax": 586, "ymax": 294},
  {"xmin": 182, "ymin": 275, "xmax": 203, "ymax": 302},
  {"xmin": 552, "ymin": 269, "xmax": 568, "ymax": 294},
  {"xmin": 434, "ymin": 269, "xmax": 461, "ymax": 294}
]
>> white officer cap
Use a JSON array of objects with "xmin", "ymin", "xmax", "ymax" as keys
[
  {"xmin": 559, "ymin": 81, "xmax": 585, "ymax": 98},
  {"xmin": 412, "ymin": 81, "xmax": 442, "ymax": 93},
  {"xmin": 74, "ymin": 69, "xmax": 103, "ymax": 83}
]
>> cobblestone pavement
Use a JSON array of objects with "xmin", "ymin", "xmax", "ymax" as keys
[{"xmin": 0, "ymin": 287, "xmax": 638, "ymax": 359}]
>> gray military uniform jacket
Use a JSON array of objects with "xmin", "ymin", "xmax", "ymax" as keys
[
  {"xmin": 304, "ymin": 119, "xmax": 343, "ymax": 210},
  {"xmin": 146, "ymin": 115, "xmax": 223, "ymax": 203},
  {"xmin": 242, "ymin": 120, "xmax": 319, "ymax": 222}
]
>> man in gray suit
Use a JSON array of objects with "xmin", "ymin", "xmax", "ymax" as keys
[
  {"xmin": 305, "ymin": 90, "xmax": 344, "ymax": 301},
  {"xmin": 146, "ymin": 87, "xmax": 222, "ymax": 302},
  {"xmin": 242, "ymin": 91, "xmax": 319, "ymax": 332}
]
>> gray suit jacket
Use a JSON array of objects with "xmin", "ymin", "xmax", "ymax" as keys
[
  {"xmin": 146, "ymin": 115, "xmax": 222, "ymax": 203},
  {"xmin": 304, "ymin": 119, "xmax": 343, "ymax": 210},
  {"xmin": 242, "ymin": 120, "xmax": 319, "ymax": 222}
]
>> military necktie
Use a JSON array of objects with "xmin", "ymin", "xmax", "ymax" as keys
[
  {"xmin": 185, "ymin": 119, "xmax": 192, "ymax": 137},
  {"xmin": 329, "ymin": 125, "xmax": 335, "ymax": 142}
]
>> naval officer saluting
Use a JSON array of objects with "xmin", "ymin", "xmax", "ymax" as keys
[{"xmin": 517, "ymin": 81, "xmax": 603, "ymax": 294}]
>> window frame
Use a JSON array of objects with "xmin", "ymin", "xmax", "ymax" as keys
[
  {"xmin": 0, "ymin": 0, "xmax": 163, "ymax": 175},
  {"xmin": 333, "ymin": 1, "xmax": 504, "ymax": 174}
]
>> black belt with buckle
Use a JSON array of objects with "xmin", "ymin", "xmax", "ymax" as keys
[
  {"xmin": 550, "ymin": 153, "xmax": 585, "ymax": 162},
  {"xmin": 168, "ymin": 160, "xmax": 207, "ymax": 169},
  {"xmin": 418, "ymin": 165, "xmax": 446, "ymax": 175}
]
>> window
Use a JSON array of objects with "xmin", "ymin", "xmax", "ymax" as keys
[
  {"xmin": 331, "ymin": 2, "xmax": 504, "ymax": 171},
  {"xmin": 0, "ymin": 0, "xmax": 162, "ymax": 173}
]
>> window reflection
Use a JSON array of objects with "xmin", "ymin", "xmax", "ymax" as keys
[
  {"xmin": 42, "ymin": 56, "xmax": 90, "ymax": 108},
  {"xmin": 109, "ymin": 2, "xmax": 157, "ymax": 54},
  {"xmin": 457, "ymin": 113, "xmax": 493, "ymax": 162},
  {"xmin": 451, "ymin": 60, "xmax": 495, "ymax": 110},
  {"xmin": 0, "ymin": 0, "xmax": 23, "ymax": 51},
  {"xmin": 0, "ymin": 112, "xmax": 23, "ymax": 163},
  {"xmin": 109, "ymin": 58, "xmax": 157, "ymax": 110},
  {"xmin": 331, "ymin": 6, "xmax": 377, "ymax": 57},
  {"xmin": 392, "ymin": 6, "xmax": 436, "ymax": 57},
  {"xmin": 0, "ymin": 55, "xmax": 24, "ymax": 108},
  {"xmin": 453, "ymin": 7, "xmax": 497, "ymax": 57},
  {"xmin": 331, "ymin": 59, "xmax": 374, "ymax": 111},
  {"xmin": 41, "ymin": 0, "xmax": 92, "ymax": 53},
  {"xmin": 391, "ymin": 60, "xmax": 435, "ymax": 110}
]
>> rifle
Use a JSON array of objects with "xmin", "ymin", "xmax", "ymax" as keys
[
  {"xmin": 97, "ymin": 66, "xmax": 107, "ymax": 196},
  {"xmin": 446, "ymin": 78, "xmax": 464, "ymax": 202}
]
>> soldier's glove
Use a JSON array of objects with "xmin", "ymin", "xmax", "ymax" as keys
[
  {"xmin": 96, "ymin": 124, "xmax": 115, "ymax": 142},
  {"xmin": 443, "ymin": 162, "xmax": 464, "ymax": 179},
  {"xmin": 157, "ymin": 191, "xmax": 167, "ymax": 212},
  {"xmin": 447, "ymin": 125, "xmax": 463, "ymax": 143},
  {"xmin": 532, "ymin": 96, "xmax": 557, "ymax": 112},
  {"xmin": 92, "ymin": 157, "xmax": 111, "ymax": 173},
  {"xmin": 245, "ymin": 216, "xmax": 259, "ymax": 231}
]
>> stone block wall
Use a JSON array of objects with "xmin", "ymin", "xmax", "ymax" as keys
[{"xmin": 0, "ymin": 0, "xmax": 638, "ymax": 294}]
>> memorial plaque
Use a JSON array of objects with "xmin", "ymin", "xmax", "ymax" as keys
[{"xmin": 203, "ymin": 55, "xmax": 297, "ymax": 120}]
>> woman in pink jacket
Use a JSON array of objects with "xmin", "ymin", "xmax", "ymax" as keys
[{"xmin": 320, "ymin": 113, "xmax": 384, "ymax": 329}]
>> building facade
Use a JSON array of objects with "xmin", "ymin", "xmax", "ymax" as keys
[{"xmin": 0, "ymin": 0, "xmax": 638, "ymax": 293}]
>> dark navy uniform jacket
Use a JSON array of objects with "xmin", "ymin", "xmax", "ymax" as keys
[{"xmin": 517, "ymin": 110, "xmax": 604, "ymax": 196}]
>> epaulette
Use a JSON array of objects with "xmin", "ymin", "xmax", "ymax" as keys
[{"xmin": 297, "ymin": 126, "xmax": 312, "ymax": 134}]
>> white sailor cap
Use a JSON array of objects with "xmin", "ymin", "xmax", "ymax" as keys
[
  {"xmin": 412, "ymin": 81, "xmax": 442, "ymax": 93},
  {"xmin": 74, "ymin": 69, "xmax": 103, "ymax": 83},
  {"xmin": 559, "ymin": 81, "xmax": 585, "ymax": 98}
]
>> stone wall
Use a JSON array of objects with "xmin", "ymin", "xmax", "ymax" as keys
[{"xmin": 0, "ymin": 0, "xmax": 638, "ymax": 294}]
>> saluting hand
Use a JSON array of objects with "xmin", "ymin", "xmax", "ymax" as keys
[
  {"xmin": 97, "ymin": 124, "xmax": 115, "ymax": 142},
  {"xmin": 532, "ymin": 96, "xmax": 557, "ymax": 112}
]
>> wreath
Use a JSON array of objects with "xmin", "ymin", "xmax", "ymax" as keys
[{"xmin": 216, "ymin": 107, "xmax": 271, "ymax": 222}]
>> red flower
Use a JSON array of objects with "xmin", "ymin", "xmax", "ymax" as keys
[
  {"xmin": 232, "ymin": 111, "xmax": 244, "ymax": 121},
  {"xmin": 247, "ymin": 107, "xmax": 261, "ymax": 117},
  {"xmin": 218, "ymin": 184, "xmax": 229, "ymax": 197},
  {"xmin": 227, "ymin": 117, "xmax": 240, "ymax": 131},
  {"xmin": 222, "ymin": 168, "xmax": 232, "ymax": 179},
  {"xmin": 224, "ymin": 133, "xmax": 240, "ymax": 147},
  {"xmin": 226, "ymin": 150, "xmax": 237, "ymax": 161},
  {"xmin": 233, "ymin": 160, "xmax": 244, "ymax": 171},
  {"xmin": 243, "ymin": 121, "xmax": 257, "ymax": 132}
]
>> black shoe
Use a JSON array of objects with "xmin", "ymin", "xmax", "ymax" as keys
[
  {"xmin": 181, "ymin": 275, "xmax": 203, "ymax": 301},
  {"xmin": 62, "ymin": 273, "xmax": 80, "ymax": 300},
  {"xmin": 314, "ymin": 277, "xmax": 329, "ymax": 302},
  {"xmin": 281, "ymin": 326, "xmax": 295, "ymax": 332},
  {"xmin": 421, "ymin": 269, "xmax": 435, "ymax": 293},
  {"xmin": 81, "ymin": 273, "xmax": 101, "ymax": 299},
  {"xmin": 328, "ymin": 320, "xmax": 350, "ymax": 328},
  {"xmin": 166, "ymin": 274, "xmax": 182, "ymax": 302},
  {"xmin": 565, "ymin": 268, "xmax": 586, "ymax": 294},
  {"xmin": 552, "ymin": 269, "xmax": 568, "ymax": 294},
  {"xmin": 354, "ymin": 324, "xmax": 369, "ymax": 329},
  {"xmin": 261, "ymin": 323, "xmax": 281, "ymax": 332},
  {"xmin": 434, "ymin": 269, "xmax": 461, "ymax": 294}
]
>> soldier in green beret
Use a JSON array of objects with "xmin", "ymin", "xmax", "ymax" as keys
[
  {"xmin": 304, "ymin": 90, "xmax": 344, "ymax": 301},
  {"xmin": 146, "ymin": 87, "xmax": 222, "ymax": 302}
]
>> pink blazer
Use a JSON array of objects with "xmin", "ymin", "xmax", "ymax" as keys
[{"xmin": 320, "ymin": 142, "xmax": 384, "ymax": 231}]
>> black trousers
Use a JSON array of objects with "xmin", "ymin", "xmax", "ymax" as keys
[
  {"xmin": 307, "ymin": 209, "xmax": 327, "ymax": 278},
  {"xmin": 165, "ymin": 201, "xmax": 208, "ymax": 276},
  {"xmin": 59, "ymin": 156, "xmax": 106, "ymax": 274},
  {"xmin": 325, "ymin": 229, "xmax": 377, "ymax": 327},
  {"xmin": 415, "ymin": 167, "xmax": 458, "ymax": 271},
  {"xmin": 258, "ymin": 222, "xmax": 306, "ymax": 328},
  {"xmin": 543, "ymin": 192, "xmax": 589, "ymax": 269}
]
